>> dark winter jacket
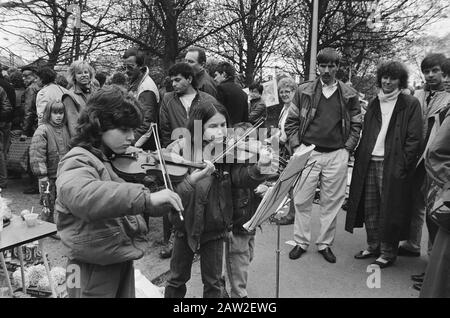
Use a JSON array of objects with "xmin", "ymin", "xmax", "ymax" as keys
[
  {"xmin": 345, "ymin": 94, "xmax": 423, "ymax": 243},
  {"xmin": 167, "ymin": 139, "xmax": 266, "ymax": 252},
  {"xmin": 285, "ymin": 79, "xmax": 362, "ymax": 152},
  {"xmin": 159, "ymin": 90, "xmax": 217, "ymax": 147},
  {"xmin": 0, "ymin": 78, "xmax": 15, "ymax": 122},
  {"xmin": 196, "ymin": 70, "xmax": 217, "ymax": 98},
  {"xmin": 249, "ymin": 97, "xmax": 267, "ymax": 126},
  {"xmin": 0, "ymin": 86, "xmax": 12, "ymax": 123},
  {"xmin": 22, "ymin": 82, "xmax": 40, "ymax": 136},
  {"xmin": 217, "ymin": 78, "xmax": 249, "ymax": 125}
]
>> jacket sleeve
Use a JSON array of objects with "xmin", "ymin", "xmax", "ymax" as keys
[
  {"xmin": 201, "ymin": 81, "xmax": 218, "ymax": 99},
  {"xmin": 248, "ymin": 101, "xmax": 267, "ymax": 125},
  {"xmin": 134, "ymin": 91, "xmax": 158, "ymax": 142},
  {"xmin": 344, "ymin": 95, "xmax": 362, "ymax": 152},
  {"xmin": 403, "ymin": 99, "xmax": 423, "ymax": 172},
  {"xmin": 159, "ymin": 96, "xmax": 172, "ymax": 148},
  {"xmin": 62, "ymin": 95, "xmax": 80, "ymax": 138},
  {"xmin": 22, "ymin": 86, "xmax": 37, "ymax": 136},
  {"xmin": 0, "ymin": 87, "xmax": 11, "ymax": 122},
  {"xmin": 29, "ymin": 126, "xmax": 48, "ymax": 178},
  {"xmin": 56, "ymin": 154, "xmax": 158, "ymax": 222},
  {"xmin": 284, "ymin": 90, "xmax": 302, "ymax": 151},
  {"xmin": 231, "ymin": 164, "xmax": 267, "ymax": 190}
]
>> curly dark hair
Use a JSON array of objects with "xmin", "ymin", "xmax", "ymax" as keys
[
  {"xmin": 168, "ymin": 62, "xmax": 197, "ymax": 89},
  {"xmin": 376, "ymin": 61, "xmax": 409, "ymax": 90},
  {"xmin": 215, "ymin": 61, "xmax": 236, "ymax": 80},
  {"xmin": 36, "ymin": 67, "xmax": 56, "ymax": 85},
  {"xmin": 71, "ymin": 85, "xmax": 143, "ymax": 158}
]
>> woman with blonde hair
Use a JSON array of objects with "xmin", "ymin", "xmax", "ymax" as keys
[{"xmin": 62, "ymin": 60, "xmax": 97, "ymax": 137}]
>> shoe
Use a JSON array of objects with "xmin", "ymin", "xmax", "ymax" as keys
[
  {"xmin": 276, "ymin": 215, "xmax": 294, "ymax": 225},
  {"xmin": 354, "ymin": 249, "xmax": 380, "ymax": 259},
  {"xmin": 23, "ymin": 187, "xmax": 39, "ymax": 194},
  {"xmin": 371, "ymin": 257, "xmax": 395, "ymax": 269},
  {"xmin": 398, "ymin": 246, "xmax": 420, "ymax": 257},
  {"xmin": 289, "ymin": 245, "xmax": 306, "ymax": 260},
  {"xmin": 318, "ymin": 247, "xmax": 336, "ymax": 263},
  {"xmin": 413, "ymin": 283, "xmax": 422, "ymax": 291},
  {"xmin": 411, "ymin": 272, "xmax": 425, "ymax": 283}
]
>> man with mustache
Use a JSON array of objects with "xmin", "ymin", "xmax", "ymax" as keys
[
  {"xmin": 122, "ymin": 47, "xmax": 160, "ymax": 151},
  {"xmin": 284, "ymin": 48, "xmax": 362, "ymax": 264}
]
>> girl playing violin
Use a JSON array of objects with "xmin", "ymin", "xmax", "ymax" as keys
[
  {"xmin": 164, "ymin": 101, "xmax": 273, "ymax": 298},
  {"xmin": 55, "ymin": 85, "xmax": 213, "ymax": 298}
]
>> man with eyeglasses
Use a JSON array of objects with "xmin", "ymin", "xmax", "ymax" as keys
[
  {"xmin": 399, "ymin": 53, "xmax": 450, "ymax": 290},
  {"xmin": 122, "ymin": 47, "xmax": 160, "ymax": 150},
  {"xmin": 284, "ymin": 48, "xmax": 362, "ymax": 264}
]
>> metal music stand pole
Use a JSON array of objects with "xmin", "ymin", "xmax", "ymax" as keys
[{"xmin": 274, "ymin": 161, "xmax": 316, "ymax": 298}]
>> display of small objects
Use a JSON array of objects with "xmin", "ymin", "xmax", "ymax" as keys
[{"xmin": 11, "ymin": 265, "xmax": 66, "ymax": 298}]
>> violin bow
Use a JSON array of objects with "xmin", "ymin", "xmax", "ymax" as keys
[
  {"xmin": 151, "ymin": 123, "xmax": 184, "ymax": 221},
  {"xmin": 212, "ymin": 118, "xmax": 265, "ymax": 164}
]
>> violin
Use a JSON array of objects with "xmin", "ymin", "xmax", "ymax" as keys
[{"xmin": 111, "ymin": 148, "xmax": 206, "ymax": 184}]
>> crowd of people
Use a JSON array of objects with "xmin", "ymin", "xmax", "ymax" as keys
[{"xmin": 0, "ymin": 45, "xmax": 449, "ymax": 298}]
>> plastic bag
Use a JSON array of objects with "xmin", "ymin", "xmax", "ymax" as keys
[{"xmin": 134, "ymin": 270, "xmax": 164, "ymax": 298}]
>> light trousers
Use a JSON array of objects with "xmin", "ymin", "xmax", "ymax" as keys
[{"xmin": 293, "ymin": 148, "xmax": 348, "ymax": 250}]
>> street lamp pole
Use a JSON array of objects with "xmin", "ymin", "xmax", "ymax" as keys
[{"xmin": 309, "ymin": 0, "xmax": 319, "ymax": 81}]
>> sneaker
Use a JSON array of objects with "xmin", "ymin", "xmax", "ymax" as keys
[{"xmin": 398, "ymin": 246, "xmax": 420, "ymax": 257}]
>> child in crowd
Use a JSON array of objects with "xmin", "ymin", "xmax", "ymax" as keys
[
  {"xmin": 164, "ymin": 102, "xmax": 273, "ymax": 298},
  {"xmin": 29, "ymin": 100, "xmax": 71, "ymax": 225},
  {"xmin": 55, "ymin": 85, "xmax": 213, "ymax": 298}
]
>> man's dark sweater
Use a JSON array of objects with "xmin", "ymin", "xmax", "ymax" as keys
[{"xmin": 302, "ymin": 90, "xmax": 344, "ymax": 152}]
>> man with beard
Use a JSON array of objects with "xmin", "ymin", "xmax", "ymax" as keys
[{"xmin": 122, "ymin": 48, "xmax": 160, "ymax": 150}]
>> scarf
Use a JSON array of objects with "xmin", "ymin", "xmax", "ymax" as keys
[{"xmin": 378, "ymin": 88, "xmax": 401, "ymax": 104}]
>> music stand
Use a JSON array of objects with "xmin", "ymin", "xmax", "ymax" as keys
[{"xmin": 243, "ymin": 145, "xmax": 316, "ymax": 298}]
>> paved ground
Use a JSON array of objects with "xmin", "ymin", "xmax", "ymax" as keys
[
  {"xmin": 185, "ymin": 205, "xmax": 427, "ymax": 298},
  {"xmin": 1, "ymin": 175, "xmax": 427, "ymax": 298}
]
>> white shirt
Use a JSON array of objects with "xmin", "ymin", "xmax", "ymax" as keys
[
  {"xmin": 372, "ymin": 94, "xmax": 398, "ymax": 156},
  {"xmin": 320, "ymin": 79, "xmax": 338, "ymax": 99},
  {"xmin": 179, "ymin": 93, "xmax": 196, "ymax": 115}
]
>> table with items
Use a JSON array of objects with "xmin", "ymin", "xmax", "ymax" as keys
[{"xmin": 0, "ymin": 215, "xmax": 58, "ymax": 297}]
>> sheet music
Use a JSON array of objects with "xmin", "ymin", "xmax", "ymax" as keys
[{"xmin": 244, "ymin": 145, "xmax": 315, "ymax": 231}]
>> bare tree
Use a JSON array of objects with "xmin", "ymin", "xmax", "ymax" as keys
[{"xmin": 200, "ymin": 0, "xmax": 299, "ymax": 85}]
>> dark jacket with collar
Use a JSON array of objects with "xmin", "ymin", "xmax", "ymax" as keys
[
  {"xmin": 159, "ymin": 90, "xmax": 217, "ymax": 147},
  {"xmin": 426, "ymin": 109, "xmax": 450, "ymax": 206},
  {"xmin": 249, "ymin": 97, "xmax": 267, "ymax": 126},
  {"xmin": 345, "ymin": 94, "xmax": 423, "ymax": 242},
  {"xmin": 217, "ymin": 78, "xmax": 249, "ymax": 125},
  {"xmin": 196, "ymin": 70, "xmax": 217, "ymax": 98},
  {"xmin": 22, "ymin": 82, "xmax": 40, "ymax": 136},
  {"xmin": 285, "ymin": 79, "xmax": 362, "ymax": 152}
]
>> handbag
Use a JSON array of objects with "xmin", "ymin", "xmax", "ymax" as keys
[
  {"xmin": 429, "ymin": 187, "xmax": 450, "ymax": 233},
  {"xmin": 7, "ymin": 137, "xmax": 32, "ymax": 173}
]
